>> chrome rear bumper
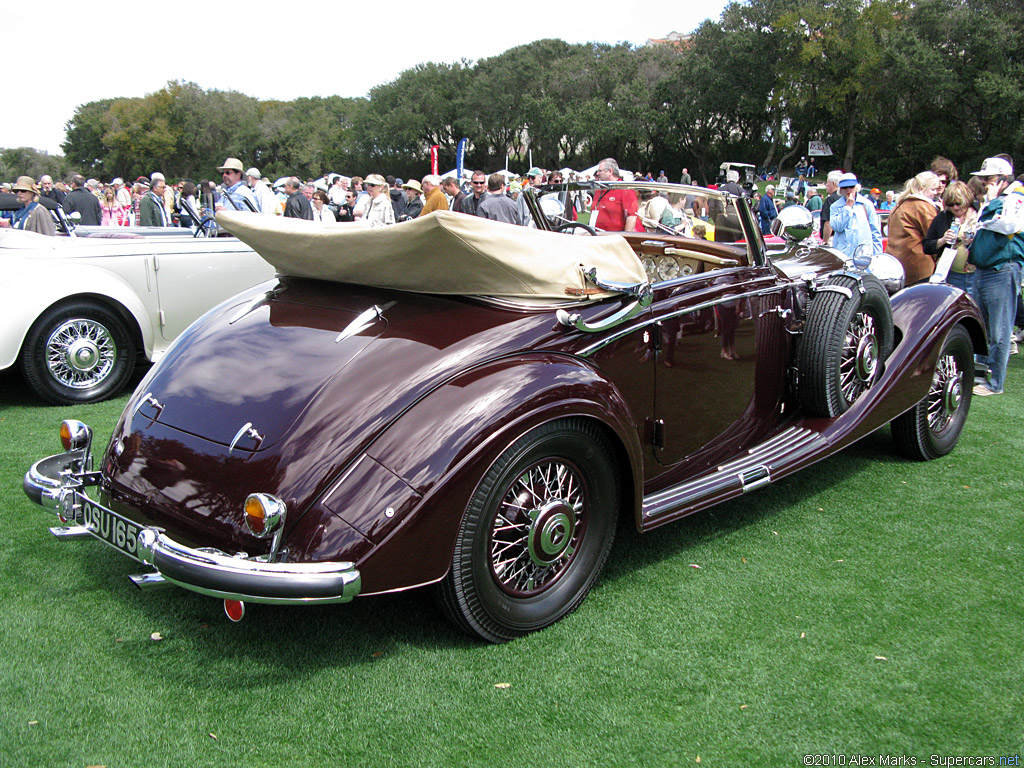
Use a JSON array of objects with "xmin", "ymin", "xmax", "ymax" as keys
[{"xmin": 24, "ymin": 445, "xmax": 361, "ymax": 606}]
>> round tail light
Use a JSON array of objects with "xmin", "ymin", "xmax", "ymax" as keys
[
  {"xmin": 60, "ymin": 420, "xmax": 91, "ymax": 451},
  {"xmin": 243, "ymin": 493, "xmax": 285, "ymax": 538}
]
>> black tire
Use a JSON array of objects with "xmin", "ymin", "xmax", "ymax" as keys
[
  {"xmin": 21, "ymin": 300, "xmax": 136, "ymax": 405},
  {"xmin": 435, "ymin": 418, "xmax": 620, "ymax": 643},
  {"xmin": 796, "ymin": 274, "xmax": 894, "ymax": 417},
  {"xmin": 555, "ymin": 221, "xmax": 598, "ymax": 235},
  {"xmin": 891, "ymin": 325, "xmax": 973, "ymax": 460}
]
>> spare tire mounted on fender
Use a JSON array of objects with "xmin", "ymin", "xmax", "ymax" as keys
[{"xmin": 796, "ymin": 273, "xmax": 894, "ymax": 418}]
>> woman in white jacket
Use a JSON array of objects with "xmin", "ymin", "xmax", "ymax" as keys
[
  {"xmin": 311, "ymin": 191, "xmax": 336, "ymax": 224},
  {"xmin": 362, "ymin": 174, "xmax": 396, "ymax": 227}
]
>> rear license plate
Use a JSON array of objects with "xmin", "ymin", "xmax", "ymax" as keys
[{"xmin": 71, "ymin": 492, "xmax": 146, "ymax": 563}]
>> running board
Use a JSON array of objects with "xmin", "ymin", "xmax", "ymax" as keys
[{"xmin": 643, "ymin": 426, "xmax": 828, "ymax": 522}]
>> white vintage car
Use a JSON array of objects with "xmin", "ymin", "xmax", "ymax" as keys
[{"xmin": 1, "ymin": 199, "xmax": 274, "ymax": 404}]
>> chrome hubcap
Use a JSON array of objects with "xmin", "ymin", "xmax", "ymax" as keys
[
  {"xmin": 528, "ymin": 500, "xmax": 577, "ymax": 567},
  {"xmin": 841, "ymin": 312, "xmax": 878, "ymax": 404},
  {"xmin": 928, "ymin": 352, "xmax": 963, "ymax": 433},
  {"xmin": 46, "ymin": 319, "xmax": 116, "ymax": 389},
  {"xmin": 490, "ymin": 460, "xmax": 586, "ymax": 596}
]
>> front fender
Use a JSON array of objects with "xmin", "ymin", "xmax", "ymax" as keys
[
  {"xmin": 890, "ymin": 282, "xmax": 986, "ymax": 360},
  {"xmin": 0, "ymin": 259, "xmax": 156, "ymax": 371},
  {"xmin": 341, "ymin": 353, "xmax": 644, "ymax": 595},
  {"xmin": 826, "ymin": 282, "xmax": 985, "ymax": 444}
]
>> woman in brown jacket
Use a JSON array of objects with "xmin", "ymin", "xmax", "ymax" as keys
[{"xmin": 887, "ymin": 171, "xmax": 941, "ymax": 284}]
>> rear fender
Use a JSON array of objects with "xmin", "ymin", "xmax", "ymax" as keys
[
  {"xmin": 0, "ymin": 261, "xmax": 155, "ymax": 370},
  {"xmin": 889, "ymin": 282, "xmax": 986, "ymax": 376},
  {"xmin": 348, "ymin": 353, "xmax": 643, "ymax": 595}
]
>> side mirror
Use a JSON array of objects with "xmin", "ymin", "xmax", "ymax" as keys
[{"xmin": 770, "ymin": 205, "xmax": 813, "ymax": 242}]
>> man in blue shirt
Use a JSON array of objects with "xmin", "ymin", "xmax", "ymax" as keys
[
  {"xmin": 967, "ymin": 156, "xmax": 1024, "ymax": 396},
  {"xmin": 829, "ymin": 172, "xmax": 882, "ymax": 259},
  {"xmin": 757, "ymin": 185, "xmax": 778, "ymax": 234},
  {"xmin": 215, "ymin": 157, "xmax": 259, "ymax": 213}
]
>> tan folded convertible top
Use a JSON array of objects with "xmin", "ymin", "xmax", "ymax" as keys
[{"xmin": 217, "ymin": 209, "xmax": 648, "ymax": 300}]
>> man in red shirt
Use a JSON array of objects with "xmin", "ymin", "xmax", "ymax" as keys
[{"xmin": 592, "ymin": 158, "xmax": 638, "ymax": 232}]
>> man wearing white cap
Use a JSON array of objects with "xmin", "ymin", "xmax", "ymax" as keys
[
  {"xmin": 215, "ymin": 157, "xmax": 259, "ymax": 213},
  {"xmin": 967, "ymin": 155, "xmax": 1023, "ymax": 396},
  {"xmin": 246, "ymin": 167, "xmax": 280, "ymax": 215},
  {"xmin": 112, "ymin": 178, "xmax": 131, "ymax": 209},
  {"xmin": 828, "ymin": 172, "xmax": 882, "ymax": 259}
]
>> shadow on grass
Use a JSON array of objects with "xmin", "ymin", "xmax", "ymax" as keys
[
  {"xmin": 0, "ymin": 362, "xmax": 150, "ymax": 409},
  {"xmin": 50, "ymin": 425, "xmax": 902, "ymax": 689},
  {"xmin": 605, "ymin": 426, "xmax": 896, "ymax": 578},
  {"xmin": 61, "ymin": 539, "xmax": 477, "ymax": 689}
]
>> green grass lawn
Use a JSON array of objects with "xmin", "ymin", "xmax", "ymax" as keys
[{"xmin": 1, "ymin": 357, "xmax": 1021, "ymax": 767}]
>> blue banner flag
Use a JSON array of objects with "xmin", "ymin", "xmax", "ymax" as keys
[{"xmin": 456, "ymin": 138, "xmax": 468, "ymax": 181}]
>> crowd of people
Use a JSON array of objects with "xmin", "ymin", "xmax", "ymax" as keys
[
  {"xmin": 3, "ymin": 152, "xmax": 1020, "ymax": 396},
  {"xmin": 0, "ymin": 157, "xmax": 720, "ymax": 238},
  {"xmin": 768, "ymin": 155, "xmax": 1022, "ymax": 398}
]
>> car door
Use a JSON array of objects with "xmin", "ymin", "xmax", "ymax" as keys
[
  {"xmin": 645, "ymin": 258, "xmax": 791, "ymax": 486},
  {"xmin": 151, "ymin": 238, "xmax": 276, "ymax": 342}
]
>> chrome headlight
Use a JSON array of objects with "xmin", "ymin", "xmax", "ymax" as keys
[
  {"xmin": 865, "ymin": 252, "xmax": 906, "ymax": 295},
  {"xmin": 771, "ymin": 205, "xmax": 814, "ymax": 242}
]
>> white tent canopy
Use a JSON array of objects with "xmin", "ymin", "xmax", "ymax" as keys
[{"xmin": 578, "ymin": 163, "xmax": 634, "ymax": 181}]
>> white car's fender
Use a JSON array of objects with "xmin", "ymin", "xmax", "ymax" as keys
[{"xmin": 0, "ymin": 257, "xmax": 157, "ymax": 372}]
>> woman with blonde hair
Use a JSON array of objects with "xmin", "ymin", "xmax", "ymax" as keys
[
  {"xmin": 887, "ymin": 171, "xmax": 941, "ymax": 284},
  {"xmin": 362, "ymin": 174, "xmax": 396, "ymax": 227},
  {"xmin": 100, "ymin": 185, "xmax": 128, "ymax": 226},
  {"xmin": 923, "ymin": 181, "xmax": 978, "ymax": 295}
]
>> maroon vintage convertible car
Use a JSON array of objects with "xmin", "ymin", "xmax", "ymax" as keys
[{"xmin": 23, "ymin": 182, "xmax": 985, "ymax": 643}]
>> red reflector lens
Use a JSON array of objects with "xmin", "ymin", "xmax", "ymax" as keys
[
  {"xmin": 245, "ymin": 513, "xmax": 266, "ymax": 535},
  {"xmin": 224, "ymin": 600, "xmax": 245, "ymax": 622}
]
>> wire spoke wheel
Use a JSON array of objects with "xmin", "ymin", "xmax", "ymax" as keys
[
  {"xmin": 927, "ymin": 348, "xmax": 964, "ymax": 434},
  {"xmin": 490, "ymin": 460, "xmax": 587, "ymax": 597},
  {"xmin": 22, "ymin": 300, "xmax": 136, "ymax": 405},
  {"xmin": 45, "ymin": 318, "xmax": 118, "ymax": 389},
  {"xmin": 892, "ymin": 325, "xmax": 973, "ymax": 460},
  {"xmin": 797, "ymin": 274, "xmax": 894, "ymax": 417},
  {"xmin": 839, "ymin": 311, "xmax": 879, "ymax": 405},
  {"xmin": 436, "ymin": 418, "xmax": 619, "ymax": 643}
]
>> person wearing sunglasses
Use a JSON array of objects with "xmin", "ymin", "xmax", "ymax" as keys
[
  {"xmin": 362, "ymin": 174, "xmax": 396, "ymax": 227},
  {"xmin": 215, "ymin": 158, "xmax": 259, "ymax": 213},
  {"xmin": 459, "ymin": 171, "xmax": 488, "ymax": 216}
]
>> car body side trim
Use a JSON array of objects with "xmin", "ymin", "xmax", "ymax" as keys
[{"xmin": 577, "ymin": 282, "xmax": 791, "ymax": 357}]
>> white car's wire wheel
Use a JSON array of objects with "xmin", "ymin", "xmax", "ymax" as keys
[{"xmin": 21, "ymin": 300, "xmax": 136, "ymax": 405}]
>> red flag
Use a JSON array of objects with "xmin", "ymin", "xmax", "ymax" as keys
[{"xmin": 430, "ymin": 145, "xmax": 439, "ymax": 176}]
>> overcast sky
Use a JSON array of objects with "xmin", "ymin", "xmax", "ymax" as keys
[{"xmin": 7, "ymin": 2, "xmax": 730, "ymax": 156}]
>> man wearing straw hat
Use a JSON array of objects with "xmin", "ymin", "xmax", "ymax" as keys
[
  {"xmin": 215, "ymin": 157, "xmax": 259, "ymax": 213},
  {"xmin": 0, "ymin": 177, "xmax": 56, "ymax": 235}
]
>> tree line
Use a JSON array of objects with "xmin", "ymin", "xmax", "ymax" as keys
[{"xmin": 6, "ymin": 0, "xmax": 1021, "ymax": 187}]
